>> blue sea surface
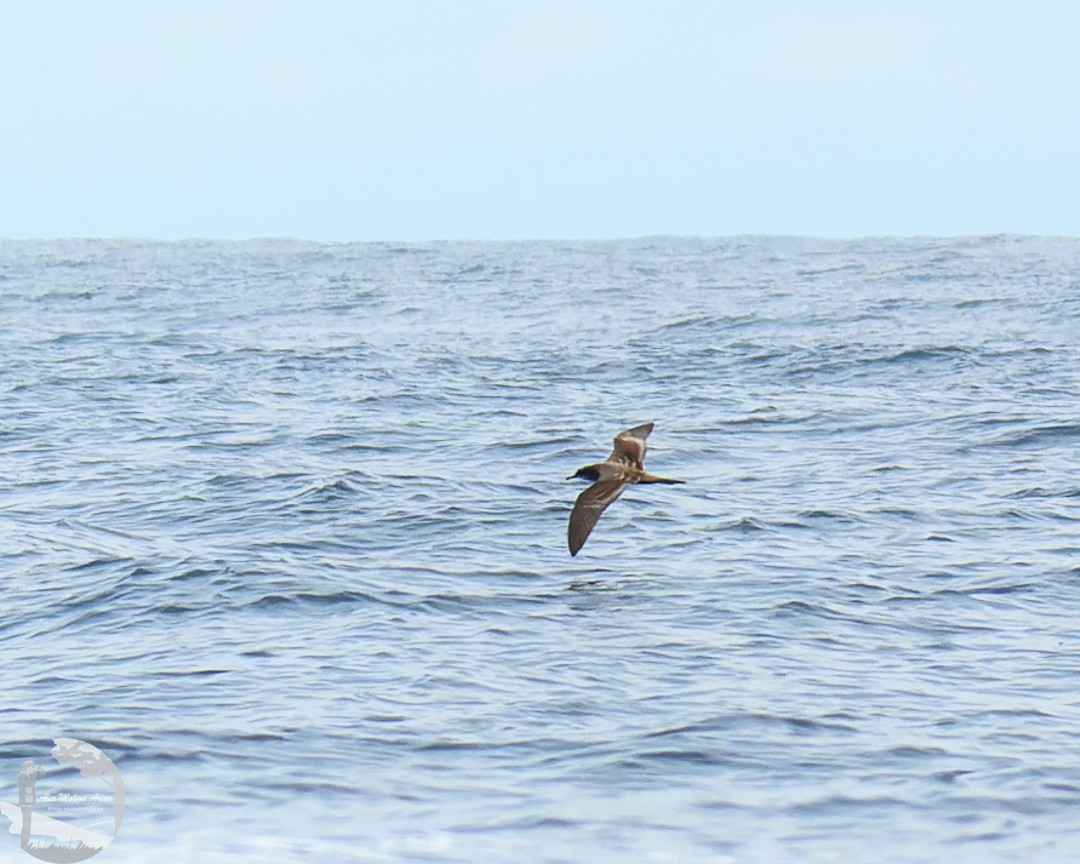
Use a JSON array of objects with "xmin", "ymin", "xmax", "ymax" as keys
[{"xmin": 1, "ymin": 236, "xmax": 1079, "ymax": 862}]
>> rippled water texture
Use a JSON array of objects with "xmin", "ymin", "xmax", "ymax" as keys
[{"xmin": 2, "ymin": 236, "xmax": 1079, "ymax": 862}]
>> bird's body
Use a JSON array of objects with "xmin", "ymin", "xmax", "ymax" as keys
[{"xmin": 567, "ymin": 422, "xmax": 684, "ymax": 556}]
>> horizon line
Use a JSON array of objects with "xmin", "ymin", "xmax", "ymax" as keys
[{"xmin": 2, "ymin": 231, "xmax": 1076, "ymax": 245}]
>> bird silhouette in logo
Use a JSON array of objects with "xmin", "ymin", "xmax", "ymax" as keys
[{"xmin": 567, "ymin": 422, "xmax": 684, "ymax": 556}]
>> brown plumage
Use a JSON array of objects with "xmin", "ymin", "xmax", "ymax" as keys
[{"xmin": 567, "ymin": 422, "xmax": 684, "ymax": 556}]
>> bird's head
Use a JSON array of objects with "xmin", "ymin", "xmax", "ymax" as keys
[{"xmin": 567, "ymin": 465, "xmax": 601, "ymax": 482}]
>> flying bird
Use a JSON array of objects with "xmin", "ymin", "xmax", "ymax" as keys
[{"xmin": 567, "ymin": 422, "xmax": 684, "ymax": 556}]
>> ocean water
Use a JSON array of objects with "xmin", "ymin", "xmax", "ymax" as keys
[{"xmin": 1, "ymin": 235, "xmax": 1079, "ymax": 863}]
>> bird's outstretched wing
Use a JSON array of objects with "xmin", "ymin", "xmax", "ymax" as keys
[
  {"xmin": 608, "ymin": 422, "xmax": 653, "ymax": 468},
  {"xmin": 568, "ymin": 480, "xmax": 629, "ymax": 556}
]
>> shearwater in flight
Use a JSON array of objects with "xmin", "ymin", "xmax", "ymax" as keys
[{"xmin": 567, "ymin": 422, "xmax": 684, "ymax": 556}]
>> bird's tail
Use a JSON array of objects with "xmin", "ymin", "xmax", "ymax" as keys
[{"xmin": 639, "ymin": 473, "xmax": 685, "ymax": 484}]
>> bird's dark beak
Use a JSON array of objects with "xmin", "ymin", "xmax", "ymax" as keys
[{"xmin": 566, "ymin": 473, "xmax": 576, "ymax": 480}]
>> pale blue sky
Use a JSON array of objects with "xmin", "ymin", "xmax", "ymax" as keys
[{"xmin": 3, "ymin": 1, "xmax": 1079, "ymax": 240}]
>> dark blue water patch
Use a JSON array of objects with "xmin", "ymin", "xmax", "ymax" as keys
[
  {"xmin": 655, "ymin": 314, "xmax": 758, "ymax": 333},
  {"xmin": 782, "ymin": 344, "xmax": 975, "ymax": 379},
  {"xmin": 990, "ymin": 423, "xmax": 1080, "ymax": 449},
  {"xmin": 930, "ymin": 583, "xmax": 1035, "ymax": 598},
  {"xmin": 152, "ymin": 668, "xmax": 232, "ymax": 678},
  {"xmin": 882, "ymin": 346, "xmax": 971, "ymax": 364},
  {"xmin": 632, "ymin": 748, "xmax": 734, "ymax": 767},
  {"xmin": 713, "ymin": 517, "xmax": 778, "ymax": 533},
  {"xmin": 785, "ymin": 794, "xmax": 914, "ymax": 817},
  {"xmin": 795, "ymin": 262, "xmax": 868, "ymax": 278},
  {"xmin": 953, "ymin": 298, "xmax": 1012, "ymax": 310},
  {"xmin": 797, "ymin": 509, "xmax": 864, "ymax": 524},
  {"xmin": 284, "ymin": 477, "xmax": 362, "ymax": 503},
  {"xmin": 1006, "ymin": 486, "xmax": 1080, "ymax": 499},
  {"xmin": 873, "ymin": 507, "xmax": 921, "ymax": 519},
  {"xmin": 243, "ymin": 590, "xmax": 390, "ymax": 610},
  {"xmin": 64, "ymin": 555, "xmax": 132, "ymax": 572},
  {"xmin": 644, "ymin": 713, "xmax": 857, "ymax": 739}
]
